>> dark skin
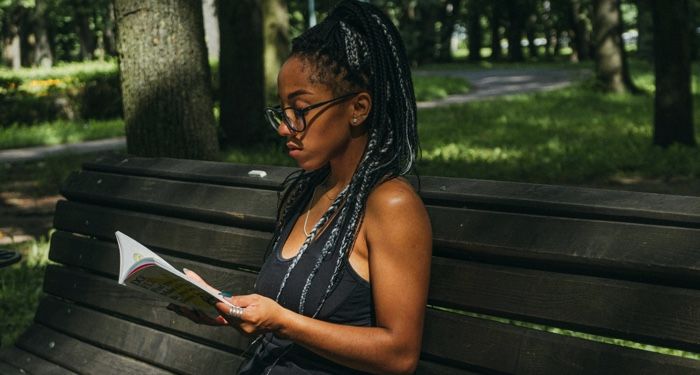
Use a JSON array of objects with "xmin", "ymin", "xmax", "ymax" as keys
[{"xmin": 169, "ymin": 56, "xmax": 432, "ymax": 374}]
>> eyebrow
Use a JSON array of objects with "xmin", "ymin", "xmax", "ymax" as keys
[{"xmin": 286, "ymin": 89, "xmax": 313, "ymax": 100}]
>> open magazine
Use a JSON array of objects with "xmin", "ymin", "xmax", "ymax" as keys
[{"xmin": 115, "ymin": 231, "xmax": 236, "ymax": 319}]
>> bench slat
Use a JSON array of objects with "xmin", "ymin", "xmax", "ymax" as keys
[
  {"xmin": 430, "ymin": 256, "xmax": 700, "ymax": 351},
  {"xmin": 42, "ymin": 264, "xmax": 253, "ymax": 352},
  {"xmin": 34, "ymin": 297, "xmax": 244, "ymax": 374},
  {"xmin": 53, "ymin": 201, "xmax": 271, "ymax": 268},
  {"xmin": 85, "ymin": 155, "xmax": 700, "ymax": 227},
  {"xmin": 430, "ymin": 206, "xmax": 700, "ymax": 286},
  {"xmin": 0, "ymin": 347, "xmax": 75, "ymax": 375},
  {"xmin": 0, "ymin": 361, "xmax": 26, "ymax": 375},
  {"xmin": 60, "ymin": 170, "xmax": 278, "ymax": 229},
  {"xmin": 423, "ymin": 309, "xmax": 700, "ymax": 374},
  {"xmin": 15, "ymin": 324, "xmax": 172, "ymax": 374}
]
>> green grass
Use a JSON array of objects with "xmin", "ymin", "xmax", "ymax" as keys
[
  {"xmin": 0, "ymin": 234, "xmax": 52, "ymax": 347},
  {"xmin": 412, "ymin": 74, "xmax": 471, "ymax": 101},
  {"xmin": 0, "ymin": 119, "xmax": 124, "ymax": 150},
  {"xmin": 0, "ymin": 60, "xmax": 117, "ymax": 84}
]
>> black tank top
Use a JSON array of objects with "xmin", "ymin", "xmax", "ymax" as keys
[{"xmin": 238, "ymin": 191, "xmax": 374, "ymax": 374}]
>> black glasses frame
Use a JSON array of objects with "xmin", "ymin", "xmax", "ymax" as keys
[{"xmin": 265, "ymin": 92, "xmax": 358, "ymax": 133}]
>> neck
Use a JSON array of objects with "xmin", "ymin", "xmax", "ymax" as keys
[{"xmin": 325, "ymin": 132, "xmax": 368, "ymax": 193}]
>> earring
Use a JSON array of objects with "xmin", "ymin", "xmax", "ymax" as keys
[{"xmin": 352, "ymin": 117, "xmax": 358, "ymax": 124}]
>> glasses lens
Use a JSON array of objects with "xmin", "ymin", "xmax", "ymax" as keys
[
  {"xmin": 265, "ymin": 109, "xmax": 284, "ymax": 131},
  {"xmin": 284, "ymin": 108, "xmax": 304, "ymax": 132}
]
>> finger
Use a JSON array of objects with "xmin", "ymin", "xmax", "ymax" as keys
[{"xmin": 231, "ymin": 294, "xmax": 257, "ymax": 308}]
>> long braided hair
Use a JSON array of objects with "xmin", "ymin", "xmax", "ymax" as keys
[{"xmin": 271, "ymin": 0, "xmax": 418, "ymax": 317}]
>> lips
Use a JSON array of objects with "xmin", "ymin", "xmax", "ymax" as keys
[{"xmin": 286, "ymin": 142, "xmax": 302, "ymax": 151}]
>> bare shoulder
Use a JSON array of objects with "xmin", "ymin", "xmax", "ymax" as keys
[{"xmin": 365, "ymin": 177, "xmax": 429, "ymax": 229}]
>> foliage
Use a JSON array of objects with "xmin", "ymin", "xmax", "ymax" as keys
[
  {"xmin": 0, "ymin": 118, "xmax": 123, "ymax": 150},
  {"xmin": 0, "ymin": 234, "xmax": 51, "ymax": 347},
  {"xmin": 0, "ymin": 61, "xmax": 121, "ymax": 125}
]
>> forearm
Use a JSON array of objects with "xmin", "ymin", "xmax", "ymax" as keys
[{"xmin": 278, "ymin": 310, "xmax": 420, "ymax": 374}]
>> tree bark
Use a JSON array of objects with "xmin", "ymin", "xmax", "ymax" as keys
[
  {"xmin": 415, "ymin": 0, "xmax": 440, "ymax": 64},
  {"xmin": 636, "ymin": 0, "xmax": 653, "ymax": 61},
  {"xmin": 33, "ymin": 0, "xmax": 53, "ymax": 67},
  {"xmin": 489, "ymin": 0, "xmax": 502, "ymax": 61},
  {"xmin": 467, "ymin": 0, "xmax": 483, "ymax": 62},
  {"xmin": 114, "ymin": 0, "xmax": 220, "ymax": 159},
  {"xmin": 217, "ymin": 0, "xmax": 266, "ymax": 147},
  {"xmin": 570, "ymin": 0, "xmax": 591, "ymax": 62},
  {"xmin": 438, "ymin": 0, "xmax": 461, "ymax": 62},
  {"xmin": 506, "ymin": 0, "xmax": 526, "ymax": 62},
  {"xmin": 652, "ymin": 0, "xmax": 695, "ymax": 147},
  {"xmin": 592, "ymin": 0, "xmax": 635, "ymax": 93},
  {"xmin": 263, "ymin": 0, "xmax": 289, "ymax": 102}
]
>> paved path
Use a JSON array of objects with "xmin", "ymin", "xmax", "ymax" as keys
[
  {"xmin": 0, "ymin": 137, "xmax": 126, "ymax": 164},
  {"xmin": 415, "ymin": 67, "xmax": 590, "ymax": 109},
  {"xmin": 0, "ymin": 67, "xmax": 588, "ymax": 164}
]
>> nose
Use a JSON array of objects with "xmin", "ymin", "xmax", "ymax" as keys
[{"xmin": 277, "ymin": 122, "xmax": 293, "ymax": 137}]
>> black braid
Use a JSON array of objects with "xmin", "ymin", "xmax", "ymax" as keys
[{"xmin": 269, "ymin": 0, "xmax": 418, "ymax": 318}]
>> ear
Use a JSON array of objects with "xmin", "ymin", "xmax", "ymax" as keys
[{"xmin": 350, "ymin": 92, "xmax": 372, "ymax": 127}]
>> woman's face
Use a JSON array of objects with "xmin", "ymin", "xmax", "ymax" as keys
[{"xmin": 276, "ymin": 56, "xmax": 360, "ymax": 171}]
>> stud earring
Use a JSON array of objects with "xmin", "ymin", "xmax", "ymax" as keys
[{"xmin": 352, "ymin": 117, "xmax": 358, "ymax": 124}]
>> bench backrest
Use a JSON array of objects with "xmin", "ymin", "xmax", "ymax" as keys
[{"xmin": 14, "ymin": 156, "xmax": 700, "ymax": 374}]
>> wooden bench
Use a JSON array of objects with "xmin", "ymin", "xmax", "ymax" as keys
[{"xmin": 2, "ymin": 155, "xmax": 700, "ymax": 374}]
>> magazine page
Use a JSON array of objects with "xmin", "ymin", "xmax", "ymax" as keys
[{"xmin": 115, "ymin": 231, "xmax": 235, "ymax": 318}]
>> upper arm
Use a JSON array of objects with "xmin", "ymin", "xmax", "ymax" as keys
[{"xmin": 364, "ymin": 179, "xmax": 432, "ymax": 354}]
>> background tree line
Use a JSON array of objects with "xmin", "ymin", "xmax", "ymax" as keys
[{"xmin": 1, "ymin": 0, "xmax": 697, "ymax": 158}]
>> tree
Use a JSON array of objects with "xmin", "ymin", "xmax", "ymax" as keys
[
  {"xmin": 217, "ymin": 0, "xmax": 265, "ymax": 147},
  {"xmin": 592, "ymin": 0, "xmax": 635, "ymax": 92},
  {"xmin": 114, "ymin": 0, "xmax": 219, "ymax": 159},
  {"xmin": 32, "ymin": 0, "xmax": 52, "ymax": 67},
  {"xmin": 652, "ymin": 0, "xmax": 695, "ymax": 147},
  {"xmin": 466, "ymin": 0, "xmax": 483, "ymax": 62},
  {"xmin": 505, "ymin": 0, "xmax": 527, "ymax": 62},
  {"xmin": 437, "ymin": 0, "xmax": 461, "ymax": 62},
  {"xmin": 569, "ymin": 0, "xmax": 592, "ymax": 62},
  {"xmin": 636, "ymin": 0, "xmax": 653, "ymax": 61},
  {"xmin": 489, "ymin": 0, "xmax": 504, "ymax": 61}
]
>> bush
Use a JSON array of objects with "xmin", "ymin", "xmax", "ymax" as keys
[{"xmin": 0, "ymin": 62, "xmax": 122, "ymax": 126}]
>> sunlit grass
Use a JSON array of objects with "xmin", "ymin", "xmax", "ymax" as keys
[
  {"xmin": 412, "ymin": 74, "xmax": 470, "ymax": 101},
  {"xmin": 0, "ymin": 119, "xmax": 124, "ymax": 150}
]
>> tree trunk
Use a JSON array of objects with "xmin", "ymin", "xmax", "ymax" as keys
[
  {"xmin": 76, "ymin": 8, "xmax": 96, "ymax": 60},
  {"xmin": 467, "ymin": 0, "xmax": 483, "ymax": 62},
  {"xmin": 202, "ymin": 0, "xmax": 219, "ymax": 61},
  {"xmin": 592, "ymin": 0, "xmax": 635, "ymax": 93},
  {"xmin": 217, "ymin": 0, "xmax": 266, "ymax": 147},
  {"xmin": 526, "ymin": 14, "xmax": 538, "ymax": 59},
  {"xmin": 506, "ymin": 0, "xmax": 525, "ymax": 62},
  {"xmin": 652, "ymin": 0, "xmax": 695, "ymax": 147},
  {"xmin": 263, "ymin": 0, "xmax": 289, "ymax": 102},
  {"xmin": 114, "ymin": 0, "xmax": 220, "ymax": 159},
  {"xmin": 2, "ymin": 26, "xmax": 21, "ymax": 70},
  {"xmin": 489, "ymin": 0, "xmax": 502, "ymax": 61},
  {"xmin": 103, "ymin": 2, "xmax": 118, "ymax": 57},
  {"xmin": 570, "ymin": 0, "xmax": 590, "ymax": 62},
  {"xmin": 636, "ymin": 0, "xmax": 653, "ymax": 61},
  {"xmin": 33, "ymin": 0, "xmax": 53, "ymax": 68},
  {"xmin": 438, "ymin": 0, "xmax": 461, "ymax": 62},
  {"xmin": 415, "ymin": 0, "xmax": 440, "ymax": 64}
]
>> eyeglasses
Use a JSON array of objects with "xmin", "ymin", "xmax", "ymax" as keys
[{"xmin": 265, "ymin": 92, "xmax": 358, "ymax": 133}]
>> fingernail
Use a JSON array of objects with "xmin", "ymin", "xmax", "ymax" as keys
[{"xmin": 183, "ymin": 268, "xmax": 190, "ymax": 273}]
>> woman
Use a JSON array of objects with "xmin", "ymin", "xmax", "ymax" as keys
[{"xmin": 174, "ymin": 1, "xmax": 431, "ymax": 373}]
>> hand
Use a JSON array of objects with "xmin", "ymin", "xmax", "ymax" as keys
[{"xmin": 215, "ymin": 294, "xmax": 290, "ymax": 336}]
